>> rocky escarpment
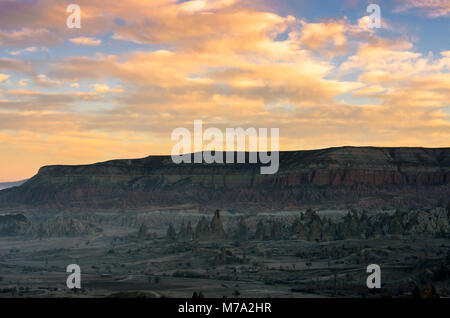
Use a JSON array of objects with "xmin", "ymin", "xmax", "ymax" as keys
[
  {"xmin": 0, "ymin": 214, "xmax": 102, "ymax": 237},
  {"xmin": 287, "ymin": 207, "xmax": 450, "ymax": 241},
  {"xmin": 0, "ymin": 214, "xmax": 29, "ymax": 236},
  {"xmin": 30, "ymin": 217, "xmax": 102, "ymax": 238},
  {"xmin": 167, "ymin": 207, "xmax": 450, "ymax": 242},
  {"xmin": 0, "ymin": 147, "xmax": 449, "ymax": 210}
]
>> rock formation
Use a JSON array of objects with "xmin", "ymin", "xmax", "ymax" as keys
[
  {"xmin": 167, "ymin": 207, "xmax": 449, "ymax": 242},
  {"xmin": 166, "ymin": 223, "xmax": 176, "ymax": 240},
  {"xmin": 1, "ymin": 147, "xmax": 449, "ymax": 211},
  {"xmin": 0, "ymin": 214, "xmax": 101, "ymax": 237},
  {"xmin": 28, "ymin": 217, "xmax": 102, "ymax": 237},
  {"xmin": 137, "ymin": 223, "xmax": 148, "ymax": 240},
  {"xmin": 190, "ymin": 207, "xmax": 450, "ymax": 243},
  {"xmin": 168, "ymin": 211, "xmax": 227, "ymax": 241},
  {"xmin": 210, "ymin": 210, "xmax": 226, "ymax": 239},
  {"xmin": 289, "ymin": 208, "xmax": 450, "ymax": 241},
  {"xmin": 236, "ymin": 217, "xmax": 248, "ymax": 240},
  {"xmin": 194, "ymin": 217, "xmax": 210, "ymax": 239},
  {"xmin": 178, "ymin": 220, "xmax": 194, "ymax": 241},
  {"xmin": 291, "ymin": 218, "xmax": 308, "ymax": 240},
  {"xmin": 255, "ymin": 220, "xmax": 266, "ymax": 240},
  {"xmin": 0, "ymin": 214, "xmax": 29, "ymax": 236},
  {"xmin": 186, "ymin": 221, "xmax": 193, "ymax": 240},
  {"xmin": 269, "ymin": 220, "xmax": 284, "ymax": 240}
]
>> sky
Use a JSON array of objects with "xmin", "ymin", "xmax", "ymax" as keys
[{"xmin": 0, "ymin": 0, "xmax": 449, "ymax": 182}]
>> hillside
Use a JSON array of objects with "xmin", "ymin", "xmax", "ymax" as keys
[{"xmin": 0, "ymin": 147, "xmax": 449, "ymax": 211}]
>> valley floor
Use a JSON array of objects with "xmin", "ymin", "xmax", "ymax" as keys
[{"xmin": 0, "ymin": 221, "xmax": 448, "ymax": 298}]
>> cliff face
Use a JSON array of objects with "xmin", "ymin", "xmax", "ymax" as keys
[{"xmin": 0, "ymin": 146, "xmax": 449, "ymax": 210}]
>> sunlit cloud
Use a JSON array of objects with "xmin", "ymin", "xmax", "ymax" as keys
[
  {"xmin": 69, "ymin": 36, "xmax": 102, "ymax": 46},
  {"xmin": 9, "ymin": 46, "xmax": 37, "ymax": 56},
  {"xmin": 395, "ymin": 0, "xmax": 450, "ymax": 17},
  {"xmin": 94, "ymin": 83, "xmax": 124, "ymax": 93},
  {"xmin": 0, "ymin": 73, "xmax": 9, "ymax": 83}
]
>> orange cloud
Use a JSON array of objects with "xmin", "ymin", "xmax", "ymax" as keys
[
  {"xmin": 395, "ymin": 0, "xmax": 450, "ymax": 17},
  {"xmin": 69, "ymin": 36, "xmax": 102, "ymax": 46},
  {"xmin": 0, "ymin": 73, "xmax": 9, "ymax": 83},
  {"xmin": 94, "ymin": 84, "xmax": 123, "ymax": 93},
  {"xmin": 297, "ymin": 19, "xmax": 348, "ymax": 55}
]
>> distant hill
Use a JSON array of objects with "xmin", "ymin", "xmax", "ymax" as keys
[
  {"xmin": 0, "ymin": 179, "xmax": 28, "ymax": 190},
  {"xmin": 0, "ymin": 147, "xmax": 449, "ymax": 211}
]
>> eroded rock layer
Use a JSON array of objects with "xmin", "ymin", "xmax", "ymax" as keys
[{"xmin": 0, "ymin": 147, "xmax": 449, "ymax": 210}]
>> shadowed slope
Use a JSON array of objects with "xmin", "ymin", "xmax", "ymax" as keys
[{"xmin": 0, "ymin": 147, "xmax": 449, "ymax": 211}]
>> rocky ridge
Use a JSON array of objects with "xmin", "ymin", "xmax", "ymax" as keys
[
  {"xmin": 0, "ymin": 147, "xmax": 449, "ymax": 210},
  {"xmin": 167, "ymin": 207, "xmax": 450, "ymax": 242},
  {"xmin": 0, "ymin": 214, "xmax": 102, "ymax": 237}
]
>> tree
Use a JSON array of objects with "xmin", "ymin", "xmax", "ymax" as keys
[
  {"xmin": 138, "ymin": 223, "xmax": 148, "ymax": 241},
  {"xmin": 192, "ymin": 291, "xmax": 205, "ymax": 298},
  {"xmin": 255, "ymin": 220, "xmax": 265, "ymax": 240},
  {"xmin": 420, "ymin": 284, "xmax": 439, "ymax": 298},
  {"xmin": 237, "ymin": 217, "xmax": 248, "ymax": 240},
  {"xmin": 37, "ymin": 224, "xmax": 45, "ymax": 240},
  {"xmin": 166, "ymin": 223, "xmax": 176, "ymax": 240}
]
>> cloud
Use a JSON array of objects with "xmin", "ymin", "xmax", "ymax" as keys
[
  {"xmin": 94, "ymin": 83, "xmax": 124, "ymax": 93},
  {"xmin": 34, "ymin": 74, "xmax": 61, "ymax": 87},
  {"xmin": 69, "ymin": 36, "xmax": 102, "ymax": 46},
  {"xmin": 297, "ymin": 19, "xmax": 348, "ymax": 55},
  {"xmin": 0, "ymin": 28, "xmax": 57, "ymax": 46},
  {"xmin": 9, "ymin": 46, "xmax": 37, "ymax": 56},
  {"xmin": 180, "ymin": 0, "xmax": 237, "ymax": 13},
  {"xmin": 395, "ymin": 0, "xmax": 450, "ymax": 17},
  {"xmin": 0, "ymin": 58, "xmax": 34, "ymax": 74},
  {"xmin": 3, "ymin": 89, "xmax": 102, "ymax": 110},
  {"xmin": 0, "ymin": 73, "xmax": 9, "ymax": 83}
]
